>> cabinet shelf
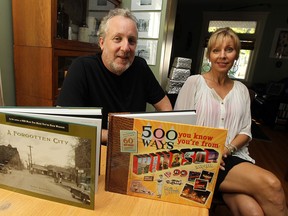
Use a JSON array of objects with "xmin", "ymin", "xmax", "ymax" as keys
[{"xmin": 54, "ymin": 39, "xmax": 100, "ymax": 52}]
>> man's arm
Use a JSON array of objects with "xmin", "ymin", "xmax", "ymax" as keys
[{"xmin": 153, "ymin": 95, "xmax": 172, "ymax": 111}]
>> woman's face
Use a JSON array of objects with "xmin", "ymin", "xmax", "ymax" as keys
[{"xmin": 209, "ymin": 36, "xmax": 237, "ymax": 74}]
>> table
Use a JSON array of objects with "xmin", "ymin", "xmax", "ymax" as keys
[{"xmin": 0, "ymin": 146, "xmax": 208, "ymax": 216}]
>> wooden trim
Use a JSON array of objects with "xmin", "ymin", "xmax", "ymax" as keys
[{"xmin": 54, "ymin": 39, "xmax": 100, "ymax": 52}]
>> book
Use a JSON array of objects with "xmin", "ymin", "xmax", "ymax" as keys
[
  {"xmin": 105, "ymin": 111, "xmax": 227, "ymax": 209},
  {"xmin": 0, "ymin": 107, "xmax": 102, "ymax": 210},
  {"xmin": 109, "ymin": 110, "xmax": 197, "ymax": 125}
]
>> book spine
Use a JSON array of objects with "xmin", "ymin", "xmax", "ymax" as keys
[
  {"xmin": 105, "ymin": 113, "xmax": 116, "ymax": 191},
  {"xmin": 105, "ymin": 114, "xmax": 133, "ymax": 194}
]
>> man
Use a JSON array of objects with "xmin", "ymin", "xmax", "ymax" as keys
[{"xmin": 57, "ymin": 8, "xmax": 172, "ymax": 144}]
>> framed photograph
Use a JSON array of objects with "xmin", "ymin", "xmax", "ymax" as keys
[
  {"xmin": 136, "ymin": 39, "xmax": 158, "ymax": 65},
  {"xmin": 133, "ymin": 12, "xmax": 161, "ymax": 39},
  {"xmin": 131, "ymin": 0, "xmax": 162, "ymax": 11},
  {"xmin": 270, "ymin": 28, "xmax": 288, "ymax": 59},
  {"xmin": 88, "ymin": 0, "xmax": 115, "ymax": 11}
]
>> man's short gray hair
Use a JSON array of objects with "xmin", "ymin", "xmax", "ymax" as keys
[{"xmin": 97, "ymin": 8, "xmax": 138, "ymax": 40}]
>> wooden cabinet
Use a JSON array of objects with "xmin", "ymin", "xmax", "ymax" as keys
[{"xmin": 12, "ymin": 0, "xmax": 120, "ymax": 106}]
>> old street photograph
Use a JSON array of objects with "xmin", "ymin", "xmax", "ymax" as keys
[{"xmin": 0, "ymin": 123, "xmax": 93, "ymax": 205}]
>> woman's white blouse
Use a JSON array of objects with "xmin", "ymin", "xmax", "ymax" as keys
[{"xmin": 174, "ymin": 75, "xmax": 255, "ymax": 163}]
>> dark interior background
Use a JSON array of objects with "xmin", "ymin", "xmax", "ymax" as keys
[{"xmin": 170, "ymin": 0, "xmax": 288, "ymax": 86}]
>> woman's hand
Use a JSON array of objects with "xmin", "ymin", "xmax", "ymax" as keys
[{"xmin": 220, "ymin": 147, "xmax": 230, "ymax": 170}]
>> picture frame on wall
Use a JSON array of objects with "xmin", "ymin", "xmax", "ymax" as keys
[
  {"xmin": 136, "ymin": 39, "xmax": 158, "ymax": 65},
  {"xmin": 88, "ymin": 0, "xmax": 115, "ymax": 11},
  {"xmin": 270, "ymin": 28, "xmax": 288, "ymax": 59},
  {"xmin": 133, "ymin": 12, "xmax": 161, "ymax": 39},
  {"xmin": 131, "ymin": 0, "xmax": 162, "ymax": 11}
]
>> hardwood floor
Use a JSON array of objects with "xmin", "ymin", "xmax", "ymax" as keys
[{"xmin": 213, "ymin": 120, "xmax": 288, "ymax": 215}]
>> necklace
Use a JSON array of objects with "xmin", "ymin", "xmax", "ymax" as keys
[{"xmin": 204, "ymin": 72, "xmax": 230, "ymax": 86}]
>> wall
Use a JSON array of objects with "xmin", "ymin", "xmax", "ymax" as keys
[
  {"xmin": 0, "ymin": 0, "xmax": 15, "ymax": 105},
  {"xmin": 171, "ymin": 1, "xmax": 288, "ymax": 85},
  {"xmin": 253, "ymin": 4, "xmax": 288, "ymax": 83},
  {"xmin": 121, "ymin": 0, "xmax": 172, "ymax": 84}
]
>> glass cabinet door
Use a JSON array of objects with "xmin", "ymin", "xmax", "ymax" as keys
[
  {"xmin": 53, "ymin": 49, "xmax": 97, "ymax": 102},
  {"xmin": 56, "ymin": 0, "xmax": 117, "ymax": 44}
]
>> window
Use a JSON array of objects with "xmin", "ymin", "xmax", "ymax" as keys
[{"xmin": 198, "ymin": 12, "xmax": 268, "ymax": 82}]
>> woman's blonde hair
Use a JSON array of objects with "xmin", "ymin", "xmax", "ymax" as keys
[{"xmin": 206, "ymin": 27, "xmax": 241, "ymax": 59}]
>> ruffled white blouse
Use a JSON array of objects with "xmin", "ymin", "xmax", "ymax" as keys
[{"xmin": 174, "ymin": 75, "xmax": 255, "ymax": 163}]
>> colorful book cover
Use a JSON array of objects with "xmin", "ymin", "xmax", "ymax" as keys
[{"xmin": 106, "ymin": 113, "xmax": 227, "ymax": 209}]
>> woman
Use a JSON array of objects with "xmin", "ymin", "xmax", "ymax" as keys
[{"xmin": 174, "ymin": 27, "xmax": 287, "ymax": 215}]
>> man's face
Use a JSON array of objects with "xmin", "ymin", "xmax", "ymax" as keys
[{"xmin": 99, "ymin": 16, "xmax": 138, "ymax": 75}]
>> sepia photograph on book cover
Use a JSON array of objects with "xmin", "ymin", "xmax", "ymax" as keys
[
  {"xmin": 106, "ymin": 115, "xmax": 227, "ymax": 209},
  {"xmin": 0, "ymin": 112, "xmax": 99, "ymax": 210}
]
